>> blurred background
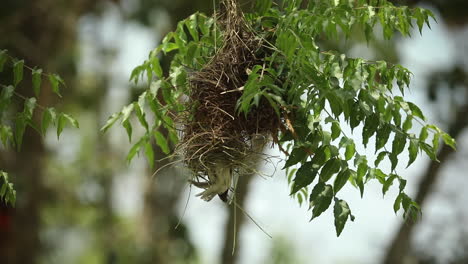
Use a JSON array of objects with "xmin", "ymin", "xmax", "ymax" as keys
[{"xmin": 1, "ymin": 0, "xmax": 468, "ymax": 263}]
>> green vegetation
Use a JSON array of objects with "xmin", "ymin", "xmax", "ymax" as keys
[
  {"xmin": 0, "ymin": 50, "xmax": 79, "ymax": 206},
  {"xmin": 103, "ymin": 0, "xmax": 456, "ymax": 236},
  {"xmin": 1, "ymin": 0, "xmax": 456, "ymax": 237}
]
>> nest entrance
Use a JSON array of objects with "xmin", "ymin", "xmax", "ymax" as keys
[{"xmin": 180, "ymin": 0, "xmax": 280, "ymax": 201}]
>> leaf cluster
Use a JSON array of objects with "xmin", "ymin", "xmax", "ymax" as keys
[
  {"xmin": 0, "ymin": 171, "xmax": 15, "ymax": 205},
  {"xmin": 102, "ymin": 0, "xmax": 455, "ymax": 236},
  {"xmin": 101, "ymin": 14, "xmax": 219, "ymax": 167},
  {"xmin": 0, "ymin": 50, "xmax": 79, "ymax": 206}
]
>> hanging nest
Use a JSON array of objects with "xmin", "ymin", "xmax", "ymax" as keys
[{"xmin": 178, "ymin": 0, "xmax": 281, "ymax": 201}]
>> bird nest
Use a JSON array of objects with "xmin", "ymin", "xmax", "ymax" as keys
[{"xmin": 178, "ymin": 0, "xmax": 281, "ymax": 201}]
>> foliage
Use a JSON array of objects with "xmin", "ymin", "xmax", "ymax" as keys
[
  {"xmin": 0, "ymin": 49, "xmax": 79, "ymax": 206},
  {"xmin": 0, "ymin": 170, "xmax": 15, "ymax": 205},
  {"xmin": 102, "ymin": 0, "xmax": 456, "ymax": 236}
]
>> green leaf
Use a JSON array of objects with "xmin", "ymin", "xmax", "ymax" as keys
[
  {"xmin": 311, "ymin": 146, "xmax": 330, "ymax": 169},
  {"xmin": 170, "ymin": 65, "xmax": 187, "ymax": 89},
  {"xmin": 333, "ymin": 198, "xmax": 354, "ymax": 236},
  {"xmin": 101, "ymin": 112, "xmax": 122, "ymax": 133},
  {"xmin": 144, "ymin": 141, "xmax": 155, "ymax": 169},
  {"xmin": 284, "ymin": 147, "xmax": 308, "ymax": 168},
  {"xmin": 392, "ymin": 107, "xmax": 402, "ymax": 127},
  {"xmin": 419, "ymin": 126, "xmax": 428, "ymax": 142},
  {"xmin": 14, "ymin": 116, "xmax": 26, "ymax": 150},
  {"xmin": 7, "ymin": 188, "xmax": 16, "ymax": 206},
  {"xmin": 149, "ymin": 80, "xmax": 162, "ymax": 98},
  {"xmin": 291, "ymin": 162, "xmax": 318, "ymax": 195},
  {"xmin": 334, "ymin": 168, "xmax": 350, "ymax": 194},
  {"xmin": 0, "ymin": 85, "xmax": 14, "ymax": 102},
  {"xmin": 322, "ymin": 131, "xmax": 332, "ymax": 146},
  {"xmin": 375, "ymin": 124, "xmax": 391, "ymax": 152},
  {"xmin": 382, "ymin": 174, "xmax": 397, "ymax": 196},
  {"xmin": 349, "ymin": 103, "xmax": 362, "ymax": 131},
  {"xmin": 0, "ymin": 85, "xmax": 14, "ymax": 115},
  {"xmin": 0, "ymin": 125, "xmax": 13, "ymax": 147},
  {"xmin": 420, "ymin": 142, "xmax": 437, "ymax": 161},
  {"xmin": 405, "ymin": 201, "xmax": 421, "ymax": 221},
  {"xmin": 407, "ymin": 139, "xmax": 419, "ymax": 168},
  {"xmin": 432, "ymin": 132, "xmax": 440, "ymax": 153},
  {"xmin": 130, "ymin": 65, "xmax": 145, "ymax": 84},
  {"xmin": 383, "ymin": 104, "xmax": 393, "ymax": 123},
  {"xmin": 362, "ymin": 114, "xmax": 379, "ymax": 147},
  {"xmin": 442, "ymin": 132, "xmax": 456, "ymax": 150},
  {"xmin": 309, "ymin": 183, "xmax": 333, "ymax": 219},
  {"xmin": 122, "ymin": 120, "xmax": 132, "ymax": 142},
  {"xmin": 414, "ymin": 8, "xmax": 425, "ymax": 34},
  {"xmin": 345, "ymin": 141, "xmax": 355, "ymax": 161},
  {"xmin": 13, "ymin": 98, "xmax": 36, "ymax": 149},
  {"xmin": 126, "ymin": 136, "xmax": 146, "ymax": 163},
  {"xmin": 0, "ymin": 181, "xmax": 6, "ymax": 197},
  {"xmin": 254, "ymin": 0, "xmax": 272, "ymax": 15},
  {"xmin": 287, "ymin": 168, "xmax": 298, "ymax": 184},
  {"xmin": 356, "ymin": 162, "xmax": 368, "ymax": 197},
  {"xmin": 399, "ymin": 192, "xmax": 421, "ymax": 221},
  {"xmin": 42, "ymin": 107, "xmax": 57, "ymax": 135},
  {"xmin": 154, "ymin": 130, "xmax": 170, "ymax": 154},
  {"xmin": 0, "ymin": 171, "xmax": 16, "ymax": 207},
  {"xmin": 48, "ymin": 74, "xmax": 64, "ymax": 97},
  {"xmin": 296, "ymin": 192, "xmax": 304, "ymax": 206},
  {"xmin": 319, "ymin": 158, "xmax": 341, "ymax": 182},
  {"xmin": 402, "ymin": 115, "xmax": 413, "ymax": 132},
  {"xmin": 168, "ymin": 129, "xmax": 179, "ymax": 146},
  {"xmin": 389, "ymin": 153, "xmax": 398, "ymax": 171},
  {"xmin": 375, "ymin": 151, "xmax": 388, "ymax": 167},
  {"xmin": 398, "ymin": 178, "xmax": 407, "ymax": 193},
  {"xmin": 374, "ymin": 169, "xmax": 387, "ymax": 184},
  {"xmin": 63, "ymin": 113, "xmax": 79, "ymax": 128},
  {"xmin": 121, "ymin": 104, "xmax": 135, "ymax": 142},
  {"xmin": 185, "ymin": 14, "xmax": 200, "ymax": 41},
  {"xmin": 393, "ymin": 192, "xmax": 403, "ymax": 213},
  {"xmin": 408, "ymin": 102, "xmax": 426, "ymax": 121},
  {"xmin": 23, "ymin": 97, "xmax": 36, "ymax": 119},
  {"xmin": 365, "ymin": 167, "xmax": 376, "ymax": 183},
  {"xmin": 276, "ymin": 30, "xmax": 298, "ymax": 59},
  {"xmin": 56, "ymin": 113, "xmax": 66, "ymax": 139},
  {"xmin": 144, "ymin": 61, "xmax": 153, "ymax": 82},
  {"xmin": 391, "ymin": 132, "xmax": 406, "ymax": 156},
  {"xmin": 32, "ymin": 68, "xmax": 43, "ymax": 97},
  {"xmin": 331, "ymin": 122, "xmax": 341, "ymax": 140},
  {"xmin": 151, "ymin": 58, "xmax": 163, "ymax": 78},
  {"xmin": 161, "ymin": 42, "xmax": 178, "ymax": 53},
  {"xmin": 327, "ymin": 92, "xmax": 342, "ymax": 117},
  {"xmin": 134, "ymin": 101, "xmax": 149, "ymax": 131},
  {"xmin": 56, "ymin": 113, "xmax": 79, "ymax": 139},
  {"xmin": 13, "ymin": 60, "xmax": 24, "ymax": 87}
]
